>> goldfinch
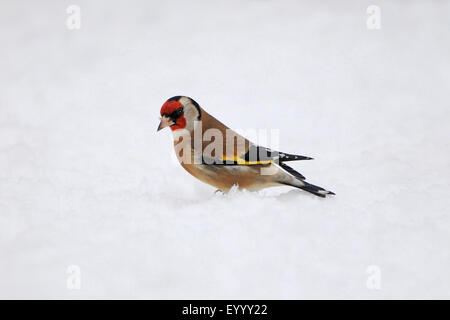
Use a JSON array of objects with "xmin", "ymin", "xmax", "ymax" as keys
[{"xmin": 157, "ymin": 96, "xmax": 335, "ymax": 197}]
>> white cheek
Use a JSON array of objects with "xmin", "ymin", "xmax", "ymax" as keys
[
  {"xmin": 180, "ymin": 102, "xmax": 200, "ymax": 132},
  {"xmin": 184, "ymin": 110, "xmax": 196, "ymax": 131}
]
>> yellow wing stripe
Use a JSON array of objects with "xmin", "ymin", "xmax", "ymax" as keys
[{"xmin": 222, "ymin": 156, "xmax": 273, "ymax": 165}]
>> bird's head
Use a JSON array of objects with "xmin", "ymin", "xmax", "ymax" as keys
[{"xmin": 157, "ymin": 96, "xmax": 202, "ymax": 133}]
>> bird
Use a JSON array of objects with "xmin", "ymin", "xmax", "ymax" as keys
[{"xmin": 157, "ymin": 96, "xmax": 335, "ymax": 197}]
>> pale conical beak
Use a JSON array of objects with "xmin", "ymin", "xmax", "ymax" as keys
[{"xmin": 157, "ymin": 116, "xmax": 171, "ymax": 132}]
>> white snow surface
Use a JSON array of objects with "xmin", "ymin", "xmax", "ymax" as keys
[{"xmin": 1, "ymin": 0, "xmax": 449, "ymax": 299}]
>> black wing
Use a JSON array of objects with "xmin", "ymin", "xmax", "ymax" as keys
[{"xmin": 241, "ymin": 145, "xmax": 313, "ymax": 163}]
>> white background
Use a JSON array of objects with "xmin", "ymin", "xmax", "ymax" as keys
[{"xmin": 1, "ymin": 0, "xmax": 449, "ymax": 299}]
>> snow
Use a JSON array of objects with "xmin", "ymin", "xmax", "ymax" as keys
[{"xmin": 1, "ymin": 0, "xmax": 449, "ymax": 299}]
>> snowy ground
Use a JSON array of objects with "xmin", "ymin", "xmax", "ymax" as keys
[{"xmin": 1, "ymin": 0, "xmax": 449, "ymax": 299}]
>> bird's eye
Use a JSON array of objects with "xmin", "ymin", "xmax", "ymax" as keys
[{"xmin": 172, "ymin": 108, "xmax": 183, "ymax": 117}]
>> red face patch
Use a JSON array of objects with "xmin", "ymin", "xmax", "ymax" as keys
[
  {"xmin": 171, "ymin": 116, "xmax": 186, "ymax": 131},
  {"xmin": 160, "ymin": 100, "xmax": 182, "ymax": 116},
  {"xmin": 160, "ymin": 100, "xmax": 186, "ymax": 131}
]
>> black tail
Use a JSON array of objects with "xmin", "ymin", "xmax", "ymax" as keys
[
  {"xmin": 298, "ymin": 181, "xmax": 335, "ymax": 198},
  {"xmin": 279, "ymin": 163, "xmax": 335, "ymax": 198}
]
